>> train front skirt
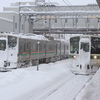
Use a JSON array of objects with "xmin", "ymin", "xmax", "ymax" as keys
[{"xmin": 71, "ymin": 60, "xmax": 99, "ymax": 75}]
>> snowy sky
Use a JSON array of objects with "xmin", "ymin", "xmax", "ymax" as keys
[{"xmin": 0, "ymin": 0, "xmax": 97, "ymax": 11}]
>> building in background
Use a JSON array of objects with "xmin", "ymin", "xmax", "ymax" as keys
[{"xmin": 0, "ymin": 1, "xmax": 99, "ymax": 40}]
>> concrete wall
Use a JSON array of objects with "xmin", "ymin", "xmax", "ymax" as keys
[
  {"xmin": 0, "ymin": 12, "xmax": 19, "ymax": 33},
  {"xmin": 0, "ymin": 17, "xmax": 13, "ymax": 32},
  {"xmin": 3, "ymin": 7, "xmax": 19, "ymax": 13}
]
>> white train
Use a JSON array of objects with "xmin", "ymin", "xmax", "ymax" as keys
[
  {"xmin": 0, "ymin": 33, "xmax": 69, "ymax": 71},
  {"xmin": 69, "ymin": 35, "xmax": 100, "ymax": 75}
]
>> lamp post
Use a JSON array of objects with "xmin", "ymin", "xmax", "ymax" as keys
[{"xmin": 37, "ymin": 41, "xmax": 40, "ymax": 71}]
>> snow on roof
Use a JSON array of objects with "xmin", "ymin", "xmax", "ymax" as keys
[
  {"xmin": 0, "ymin": 11, "xmax": 18, "ymax": 14},
  {"xmin": 54, "ymin": 38, "xmax": 68, "ymax": 43},
  {"xmin": 22, "ymin": 33, "xmax": 49, "ymax": 41},
  {"xmin": 80, "ymin": 38, "xmax": 90, "ymax": 43},
  {"xmin": 0, "ymin": 17, "xmax": 13, "ymax": 22},
  {"xmin": 24, "ymin": 3, "xmax": 31, "ymax": 6},
  {"xmin": 0, "ymin": 33, "xmax": 49, "ymax": 41},
  {"xmin": 37, "ymin": 2, "xmax": 44, "ymax": 5},
  {"xmin": 0, "ymin": 33, "xmax": 69, "ymax": 42}
]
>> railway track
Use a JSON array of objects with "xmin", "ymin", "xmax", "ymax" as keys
[{"xmin": 17, "ymin": 71, "xmax": 93, "ymax": 100}]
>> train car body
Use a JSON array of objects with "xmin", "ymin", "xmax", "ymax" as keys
[
  {"xmin": 69, "ymin": 35, "xmax": 100, "ymax": 75},
  {"xmin": 0, "ymin": 33, "xmax": 69, "ymax": 70}
]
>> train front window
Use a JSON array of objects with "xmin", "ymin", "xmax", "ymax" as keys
[
  {"xmin": 8, "ymin": 36, "xmax": 17, "ymax": 47},
  {"xmin": 81, "ymin": 42, "xmax": 89, "ymax": 52},
  {"xmin": 0, "ymin": 40, "xmax": 6, "ymax": 50},
  {"xmin": 70, "ymin": 37, "xmax": 80, "ymax": 53},
  {"xmin": 91, "ymin": 37, "xmax": 100, "ymax": 54}
]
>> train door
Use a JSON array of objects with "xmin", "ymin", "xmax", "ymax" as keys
[
  {"xmin": 45, "ymin": 42, "xmax": 48, "ymax": 57},
  {"xmin": 44, "ymin": 42, "xmax": 46, "ymax": 57},
  {"xmin": 56, "ymin": 44, "xmax": 57, "ymax": 55},
  {"xmin": 27, "ymin": 42, "xmax": 31, "ymax": 59},
  {"xmin": 19, "ymin": 42, "xmax": 23, "ymax": 61}
]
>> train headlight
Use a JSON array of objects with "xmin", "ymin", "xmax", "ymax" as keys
[
  {"xmin": 73, "ymin": 55, "xmax": 76, "ymax": 58},
  {"xmin": 94, "ymin": 56, "xmax": 97, "ymax": 59}
]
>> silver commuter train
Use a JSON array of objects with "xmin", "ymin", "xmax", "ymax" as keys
[
  {"xmin": 0, "ymin": 33, "xmax": 69, "ymax": 69},
  {"xmin": 69, "ymin": 35, "xmax": 100, "ymax": 74}
]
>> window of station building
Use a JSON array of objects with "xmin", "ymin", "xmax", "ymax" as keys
[
  {"xmin": 65, "ymin": 18, "xmax": 67, "ymax": 23},
  {"xmin": 55, "ymin": 19, "xmax": 57, "ymax": 23},
  {"xmin": 45, "ymin": 19, "xmax": 47, "ymax": 23},
  {"xmin": 15, "ymin": 23, "xmax": 17, "ymax": 29},
  {"xmin": 76, "ymin": 18, "xmax": 78, "ymax": 23},
  {"xmin": 22, "ymin": 24, "xmax": 24, "ymax": 30}
]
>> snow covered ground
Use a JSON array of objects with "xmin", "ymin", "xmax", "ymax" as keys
[{"xmin": 0, "ymin": 59, "xmax": 99, "ymax": 100}]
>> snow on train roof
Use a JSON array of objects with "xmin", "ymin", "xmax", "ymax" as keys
[
  {"xmin": 80, "ymin": 38, "xmax": 90, "ymax": 43},
  {"xmin": 0, "ymin": 33, "xmax": 49, "ymax": 41},
  {"xmin": 0, "ymin": 33, "xmax": 69, "ymax": 42},
  {"xmin": 54, "ymin": 38, "xmax": 68, "ymax": 43}
]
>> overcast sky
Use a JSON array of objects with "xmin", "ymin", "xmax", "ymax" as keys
[{"xmin": 0, "ymin": 0, "xmax": 97, "ymax": 11}]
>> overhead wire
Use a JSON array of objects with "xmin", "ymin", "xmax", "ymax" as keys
[
  {"xmin": 48, "ymin": 0, "xmax": 72, "ymax": 28},
  {"xmin": 47, "ymin": 0, "xmax": 66, "ymax": 38},
  {"xmin": 62, "ymin": 0, "xmax": 90, "ymax": 28}
]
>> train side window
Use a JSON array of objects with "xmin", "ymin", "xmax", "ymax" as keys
[
  {"xmin": 43, "ymin": 44, "xmax": 46, "ymax": 51},
  {"xmin": 0, "ymin": 40, "xmax": 6, "ymax": 50},
  {"xmin": 28, "ymin": 43, "xmax": 31, "ymax": 49},
  {"xmin": 26, "ymin": 43, "xmax": 29, "ymax": 49},
  {"xmin": 33, "ymin": 44, "xmax": 36, "ymax": 51},
  {"xmin": 50, "ymin": 44, "xmax": 52, "ymax": 50},
  {"xmin": 24, "ymin": 43, "xmax": 26, "ymax": 51},
  {"xmin": 8, "ymin": 36, "xmax": 17, "ymax": 47},
  {"xmin": 59, "ymin": 45, "xmax": 60, "ymax": 50},
  {"xmin": 67, "ymin": 45, "xmax": 69, "ymax": 50},
  {"xmin": 36, "ymin": 44, "xmax": 38, "ymax": 51},
  {"xmin": 19, "ymin": 43, "xmax": 23, "ymax": 51},
  {"xmin": 39, "ymin": 44, "xmax": 42, "ymax": 51}
]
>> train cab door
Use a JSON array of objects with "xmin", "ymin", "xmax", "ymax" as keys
[
  {"xmin": 26, "ymin": 42, "xmax": 31, "ymax": 59},
  {"xmin": 19, "ymin": 42, "xmax": 23, "ymax": 61}
]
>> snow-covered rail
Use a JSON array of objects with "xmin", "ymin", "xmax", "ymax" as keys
[{"xmin": 18, "ymin": 72, "xmax": 93, "ymax": 100}]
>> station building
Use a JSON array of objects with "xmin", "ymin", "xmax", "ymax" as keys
[{"xmin": 0, "ymin": 0, "xmax": 99, "ymax": 35}]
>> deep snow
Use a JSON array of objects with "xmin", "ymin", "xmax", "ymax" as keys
[{"xmin": 0, "ymin": 59, "xmax": 99, "ymax": 100}]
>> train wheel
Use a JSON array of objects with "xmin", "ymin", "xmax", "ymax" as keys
[
  {"xmin": 29, "ymin": 60, "xmax": 32, "ymax": 66},
  {"xmin": 17, "ymin": 63, "xmax": 21, "ymax": 68}
]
